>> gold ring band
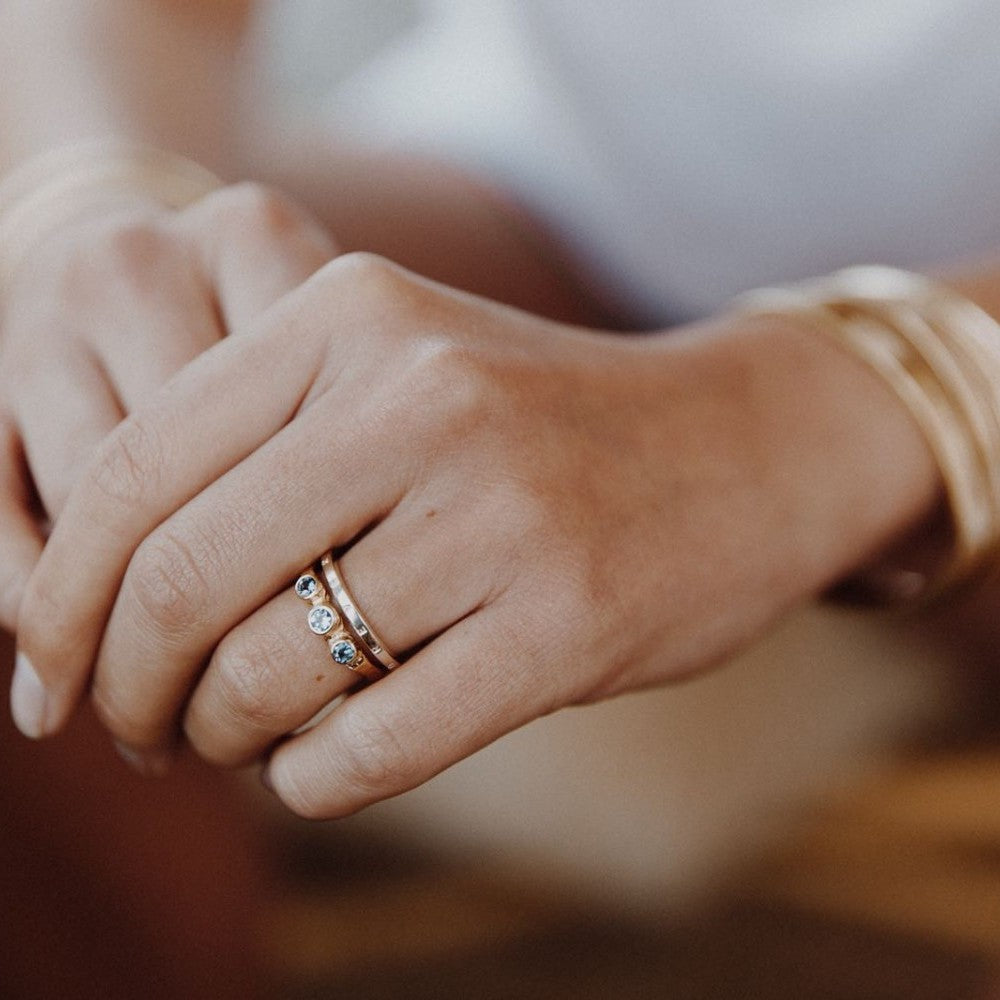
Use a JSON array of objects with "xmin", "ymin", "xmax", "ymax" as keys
[
  {"xmin": 320, "ymin": 553, "xmax": 401, "ymax": 671},
  {"xmin": 293, "ymin": 567, "xmax": 385, "ymax": 683}
]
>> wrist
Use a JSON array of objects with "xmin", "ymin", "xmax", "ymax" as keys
[{"xmin": 699, "ymin": 312, "xmax": 943, "ymax": 600}]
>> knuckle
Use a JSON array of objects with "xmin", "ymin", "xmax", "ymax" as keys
[
  {"xmin": 215, "ymin": 181, "xmax": 304, "ymax": 235},
  {"xmin": 90, "ymin": 683, "xmax": 149, "ymax": 748},
  {"xmin": 17, "ymin": 217, "xmax": 170, "ymax": 301},
  {"xmin": 302, "ymin": 253, "xmax": 413, "ymax": 375},
  {"xmin": 268, "ymin": 712, "xmax": 422, "ymax": 820},
  {"xmin": 210, "ymin": 633, "xmax": 292, "ymax": 733},
  {"xmin": 405, "ymin": 337, "xmax": 496, "ymax": 428},
  {"xmin": 321, "ymin": 250, "xmax": 407, "ymax": 299},
  {"xmin": 331, "ymin": 711, "xmax": 416, "ymax": 801},
  {"xmin": 98, "ymin": 219, "xmax": 172, "ymax": 268},
  {"xmin": 124, "ymin": 529, "xmax": 213, "ymax": 636},
  {"xmin": 549, "ymin": 552, "xmax": 609, "ymax": 629},
  {"xmin": 85, "ymin": 417, "xmax": 162, "ymax": 512},
  {"xmin": 70, "ymin": 219, "xmax": 178, "ymax": 300},
  {"xmin": 506, "ymin": 474, "xmax": 558, "ymax": 531}
]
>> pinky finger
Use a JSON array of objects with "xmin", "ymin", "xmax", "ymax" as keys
[
  {"xmin": 263, "ymin": 605, "xmax": 557, "ymax": 820},
  {"xmin": 0, "ymin": 417, "xmax": 43, "ymax": 632}
]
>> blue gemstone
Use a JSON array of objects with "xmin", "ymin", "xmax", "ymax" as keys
[
  {"xmin": 308, "ymin": 606, "xmax": 335, "ymax": 635},
  {"xmin": 331, "ymin": 640, "xmax": 357, "ymax": 665}
]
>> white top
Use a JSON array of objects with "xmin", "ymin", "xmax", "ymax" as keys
[{"xmin": 322, "ymin": 0, "xmax": 1000, "ymax": 323}]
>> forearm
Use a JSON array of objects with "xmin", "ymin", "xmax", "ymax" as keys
[{"xmin": 0, "ymin": 0, "xmax": 253, "ymax": 175}]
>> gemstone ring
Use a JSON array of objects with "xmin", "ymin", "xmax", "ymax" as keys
[{"xmin": 293, "ymin": 565, "xmax": 385, "ymax": 684}]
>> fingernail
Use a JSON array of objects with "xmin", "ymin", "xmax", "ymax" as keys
[
  {"xmin": 10, "ymin": 652, "xmax": 49, "ymax": 740},
  {"xmin": 113, "ymin": 741, "xmax": 171, "ymax": 777},
  {"xmin": 259, "ymin": 766, "xmax": 274, "ymax": 793}
]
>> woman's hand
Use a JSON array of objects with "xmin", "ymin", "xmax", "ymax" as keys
[
  {"xmin": 12, "ymin": 253, "xmax": 939, "ymax": 806},
  {"xmin": 0, "ymin": 181, "xmax": 336, "ymax": 634}
]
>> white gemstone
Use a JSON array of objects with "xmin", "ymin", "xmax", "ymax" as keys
[
  {"xmin": 308, "ymin": 605, "xmax": 335, "ymax": 635},
  {"xmin": 331, "ymin": 640, "xmax": 357, "ymax": 665},
  {"xmin": 295, "ymin": 575, "xmax": 319, "ymax": 600}
]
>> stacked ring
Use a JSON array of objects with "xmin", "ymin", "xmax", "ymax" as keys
[
  {"xmin": 293, "ymin": 567, "xmax": 385, "ymax": 683},
  {"xmin": 320, "ymin": 553, "xmax": 401, "ymax": 672}
]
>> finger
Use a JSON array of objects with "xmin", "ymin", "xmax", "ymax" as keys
[
  {"xmin": 0, "ymin": 416, "xmax": 43, "ymax": 632},
  {"xmin": 89, "ymin": 392, "xmax": 412, "ymax": 756},
  {"xmin": 334, "ymin": 484, "xmax": 515, "ymax": 655},
  {"xmin": 179, "ymin": 183, "xmax": 336, "ymax": 331},
  {"xmin": 15, "ymin": 287, "xmax": 332, "ymax": 735},
  {"xmin": 263, "ymin": 603, "xmax": 556, "ymax": 819},
  {"xmin": 182, "ymin": 589, "xmax": 365, "ymax": 767},
  {"xmin": 94, "ymin": 275, "xmax": 224, "ymax": 412},
  {"xmin": 13, "ymin": 347, "xmax": 124, "ymax": 518}
]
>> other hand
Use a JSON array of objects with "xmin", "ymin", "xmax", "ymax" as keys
[{"xmin": 0, "ymin": 180, "xmax": 335, "ymax": 632}]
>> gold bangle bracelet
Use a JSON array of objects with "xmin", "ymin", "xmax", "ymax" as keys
[{"xmin": 735, "ymin": 266, "xmax": 1000, "ymax": 604}]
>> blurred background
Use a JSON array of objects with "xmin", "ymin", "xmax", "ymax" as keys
[{"xmin": 6, "ymin": 2, "xmax": 1000, "ymax": 997}]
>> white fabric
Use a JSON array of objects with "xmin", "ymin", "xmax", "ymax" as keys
[{"xmin": 324, "ymin": 0, "xmax": 1000, "ymax": 323}]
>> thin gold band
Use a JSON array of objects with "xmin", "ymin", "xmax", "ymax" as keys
[{"xmin": 320, "ymin": 553, "xmax": 401, "ymax": 672}]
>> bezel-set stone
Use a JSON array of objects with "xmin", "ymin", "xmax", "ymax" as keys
[
  {"xmin": 307, "ymin": 605, "xmax": 336, "ymax": 635},
  {"xmin": 295, "ymin": 574, "xmax": 319, "ymax": 601},
  {"xmin": 330, "ymin": 639, "xmax": 357, "ymax": 665}
]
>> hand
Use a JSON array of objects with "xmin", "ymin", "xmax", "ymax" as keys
[
  {"xmin": 0, "ymin": 180, "xmax": 336, "ymax": 635},
  {"xmin": 14, "ymin": 253, "xmax": 937, "ymax": 808}
]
